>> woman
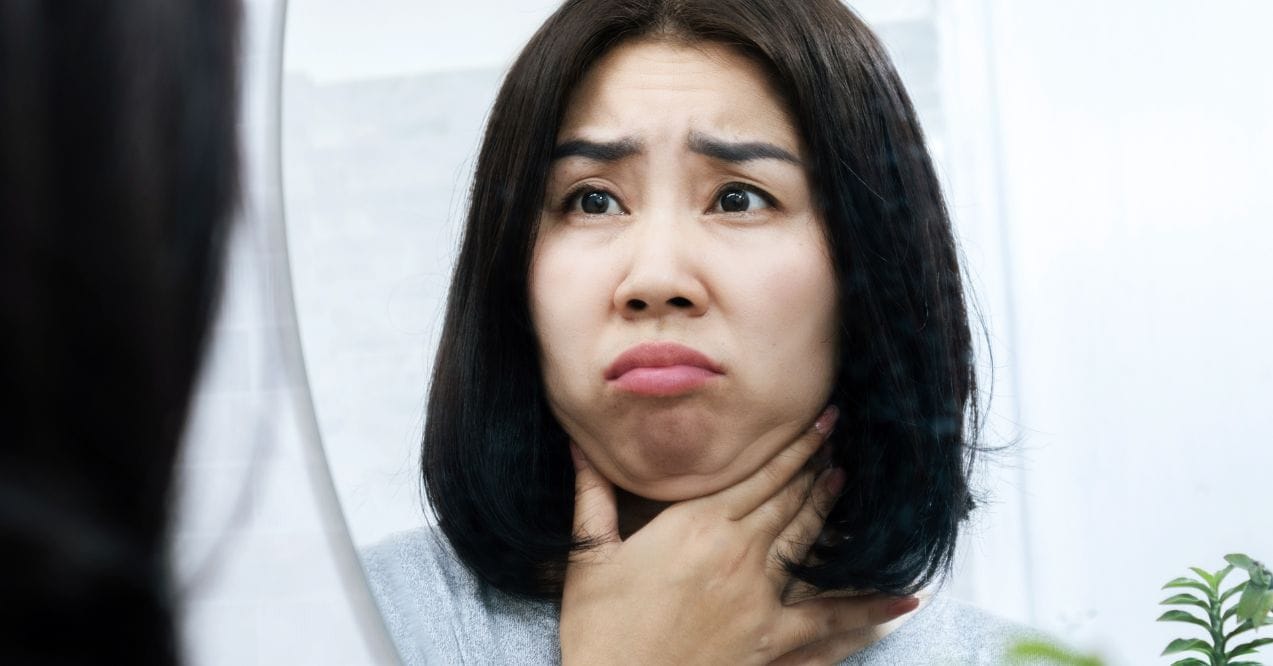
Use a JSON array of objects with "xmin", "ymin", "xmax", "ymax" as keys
[
  {"xmin": 365, "ymin": 0, "xmax": 1034, "ymax": 662},
  {"xmin": 0, "ymin": 1, "xmax": 240, "ymax": 663}
]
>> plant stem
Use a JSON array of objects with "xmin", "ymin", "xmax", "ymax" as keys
[{"xmin": 1210, "ymin": 595, "xmax": 1226, "ymax": 666}]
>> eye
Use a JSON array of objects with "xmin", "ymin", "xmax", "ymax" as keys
[
  {"xmin": 713, "ymin": 184, "xmax": 773, "ymax": 213},
  {"xmin": 565, "ymin": 188, "xmax": 624, "ymax": 215}
]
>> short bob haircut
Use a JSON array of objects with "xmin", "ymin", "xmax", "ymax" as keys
[{"xmin": 424, "ymin": 0, "xmax": 985, "ymax": 600}]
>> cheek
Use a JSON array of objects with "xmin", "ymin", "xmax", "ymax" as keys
[
  {"xmin": 728, "ymin": 236, "xmax": 837, "ymax": 334},
  {"xmin": 723, "ymin": 235, "xmax": 839, "ymax": 392},
  {"xmin": 529, "ymin": 236, "xmax": 609, "ymax": 392}
]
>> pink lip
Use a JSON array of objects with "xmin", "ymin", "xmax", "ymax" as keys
[{"xmin": 604, "ymin": 342, "xmax": 724, "ymax": 397}]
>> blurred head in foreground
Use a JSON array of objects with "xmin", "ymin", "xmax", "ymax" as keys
[{"xmin": 0, "ymin": 1, "xmax": 240, "ymax": 663}]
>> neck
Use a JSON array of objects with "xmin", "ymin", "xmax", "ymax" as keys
[{"xmin": 615, "ymin": 487, "xmax": 671, "ymax": 539}]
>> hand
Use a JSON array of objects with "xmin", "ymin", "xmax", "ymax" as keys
[{"xmin": 559, "ymin": 407, "xmax": 921, "ymax": 665}]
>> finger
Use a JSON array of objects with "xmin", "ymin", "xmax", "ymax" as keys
[
  {"xmin": 782, "ymin": 581, "xmax": 874, "ymax": 606},
  {"xmin": 708, "ymin": 406, "xmax": 839, "ymax": 521},
  {"xmin": 744, "ymin": 464, "xmax": 820, "ymax": 543},
  {"xmin": 771, "ymin": 593, "xmax": 919, "ymax": 654},
  {"xmin": 569, "ymin": 443, "xmax": 620, "ymax": 559},
  {"xmin": 766, "ymin": 466, "xmax": 846, "ymax": 578}
]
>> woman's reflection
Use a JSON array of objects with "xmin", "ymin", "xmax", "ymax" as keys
[{"xmin": 364, "ymin": 0, "xmax": 1039, "ymax": 663}]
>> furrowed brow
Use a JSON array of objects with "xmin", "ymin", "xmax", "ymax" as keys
[
  {"xmin": 551, "ymin": 138, "xmax": 643, "ymax": 162},
  {"xmin": 687, "ymin": 131, "xmax": 802, "ymax": 165}
]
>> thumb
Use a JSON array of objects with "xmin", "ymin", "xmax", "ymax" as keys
[{"xmin": 570, "ymin": 442, "xmax": 620, "ymax": 552}]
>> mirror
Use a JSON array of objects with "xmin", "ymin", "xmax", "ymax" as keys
[{"xmin": 282, "ymin": 1, "xmax": 1273, "ymax": 663}]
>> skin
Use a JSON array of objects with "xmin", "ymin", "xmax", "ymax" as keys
[
  {"xmin": 531, "ymin": 38, "xmax": 839, "ymax": 505},
  {"xmin": 533, "ymin": 38, "xmax": 931, "ymax": 664},
  {"xmin": 565, "ymin": 416, "xmax": 927, "ymax": 665}
]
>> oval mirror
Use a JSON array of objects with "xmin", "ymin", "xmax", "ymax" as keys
[{"xmin": 281, "ymin": 2, "xmax": 1273, "ymax": 664}]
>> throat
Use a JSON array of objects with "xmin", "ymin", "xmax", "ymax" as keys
[{"xmin": 615, "ymin": 487, "xmax": 672, "ymax": 539}]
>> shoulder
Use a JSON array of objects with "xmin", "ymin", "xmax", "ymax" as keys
[
  {"xmin": 360, "ymin": 526, "xmax": 560, "ymax": 665},
  {"xmin": 842, "ymin": 588, "xmax": 1050, "ymax": 665}
]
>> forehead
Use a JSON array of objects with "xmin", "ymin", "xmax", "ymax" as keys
[{"xmin": 557, "ymin": 38, "xmax": 801, "ymax": 150}]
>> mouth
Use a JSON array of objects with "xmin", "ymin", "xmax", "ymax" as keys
[{"xmin": 604, "ymin": 341, "xmax": 724, "ymax": 397}]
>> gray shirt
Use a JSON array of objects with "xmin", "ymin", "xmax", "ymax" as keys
[{"xmin": 362, "ymin": 526, "xmax": 1043, "ymax": 665}]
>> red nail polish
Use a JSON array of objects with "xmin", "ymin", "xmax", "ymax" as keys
[
  {"xmin": 823, "ymin": 467, "xmax": 846, "ymax": 495},
  {"xmin": 814, "ymin": 406, "xmax": 840, "ymax": 436},
  {"xmin": 886, "ymin": 596, "xmax": 919, "ymax": 617}
]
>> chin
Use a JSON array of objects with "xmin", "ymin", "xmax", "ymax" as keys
[
  {"xmin": 606, "ymin": 437, "xmax": 750, "ymax": 502},
  {"xmin": 617, "ymin": 471, "xmax": 734, "ymax": 503},
  {"xmin": 612, "ymin": 408, "xmax": 729, "ymax": 471}
]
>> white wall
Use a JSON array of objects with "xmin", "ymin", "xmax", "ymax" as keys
[{"xmin": 977, "ymin": 0, "xmax": 1273, "ymax": 661}]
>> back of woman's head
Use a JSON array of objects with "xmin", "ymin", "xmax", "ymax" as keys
[
  {"xmin": 0, "ymin": 2, "xmax": 240, "ymax": 663},
  {"xmin": 426, "ymin": 0, "xmax": 982, "ymax": 599}
]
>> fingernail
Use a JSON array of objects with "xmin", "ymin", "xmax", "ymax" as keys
[
  {"xmin": 568, "ymin": 443, "xmax": 587, "ymax": 471},
  {"xmin": 885, "ymin": 596, "xmax": 920, "ymax": 617},
  {"xmin": 813, "ymin": 406, "xmax": 840, "ymax": 437},
  {"xmin": 823, "ymin": 467, "xmax": 846, "ymax": 495}
]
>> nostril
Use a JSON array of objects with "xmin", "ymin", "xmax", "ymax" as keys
[
  {"xmin": 668, "ymin": 296, "xmax": 693, "ymax": 309},
  {"xmin": 627, "ymin": 298, "xmax": 648, "ymax": 311}
]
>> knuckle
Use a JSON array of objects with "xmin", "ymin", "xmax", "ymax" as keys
[
  {"xmin": 754, "ymin": 628, "xmax": 774, "ymax": 653},
  {"xmin": 684, "ymin": 521, "xmax": 735, "ymax": 562},
  {"xmin": 792, "ymin": 614, "xmax": 825, "ymax": 646}
]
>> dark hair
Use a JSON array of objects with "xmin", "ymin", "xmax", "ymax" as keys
[
  {"xmin": 424, "ymin": 0, "xmax": 985, "ymax": 600},
  {"xmin": 0, "ymin": 1, "xmax": 240, "ymax": 663}
]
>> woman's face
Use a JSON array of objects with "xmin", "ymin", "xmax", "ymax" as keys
[{"xmin": 530, "ymin": 38, "xmax": 838, "ymax": 502}]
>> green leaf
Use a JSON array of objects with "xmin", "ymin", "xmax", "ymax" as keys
[
  {"xmin": 1161, "ymin": 592, "xmax": 1211, "ymax": 611},
  {"xmin": 1256, "ymin": 589, "xmax": 1273, "ymax": 625},
  {"xmin": 1222, "ymin": 581, "xmax": 1249, "ymax": 606},
  {"xmin": 1226, "ymin": 554, "xmax": 1258, "ymax": 572},
  {"xmin": 1161, "ymin": 638, "xmax": 1214, "ymax": 658},
  {"xmin": 1228, "ymin": 662, "xmax": 1263, "ymax": 666},
  {"xmin": 1157, "ymin": 609, "xmax": 1212, "ymax": 630},
  {"xmin": 1228, "ymin": 637, "xmax": 1273, "ymax": 658},
  {"xmin": 1168, "ymin": 659, "xmax": 1208, "ymax": 666},
  {"xmin": 1165, "ymin": 577, "xmax": 1216, "ymax": 598},
  {"xmin": 1237, "ymin": 581, "xmax": 1265, "ymax": 619},
  {"xmin": 1224, "ymin": 605, "xmax": 1239, "ymax": 623},
  {"xmin": 1227, "ymin": 619, "xmax": 1257, "ymax": 643},
  {"xmin": 1004, "ymin": 639, "xmax": 1105, "ymax": 665},
  {"xmin": 1213, "ymin": 564, "xmax": 1236, "ymax": 590},
  {"xmin": 1191, "ymin": 567, "xmax": 1218, "ymax": 590}
]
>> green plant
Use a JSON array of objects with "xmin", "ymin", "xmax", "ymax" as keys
[
  {"xmin": 1004, "ymin": 638, "xmax": 1106, "ymax": 665},
  {"xmin": 1159, "ymin": 553, "xmax": 1273, "ymax": 665}
]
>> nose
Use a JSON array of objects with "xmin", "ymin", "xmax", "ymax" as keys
[{"xmin": 612, "ymin": 218, "xmax": 709, "ymax": 319}]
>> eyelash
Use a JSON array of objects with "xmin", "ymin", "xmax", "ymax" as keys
[
  {"xmin": 558, "ymin": 184, "xmax": 621, "ymax": 215},
  {"xmin": 714, "ymin": 183, "xmax": 778, "ymax": 212},
  {"xmin": 558, "ymin": 182, "xmax": 779, "ymax": 215}
]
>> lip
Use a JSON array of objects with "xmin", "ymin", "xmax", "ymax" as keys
[{"xmin": 604, "ymin": 342, "xmax": 724, "ymax": 397}]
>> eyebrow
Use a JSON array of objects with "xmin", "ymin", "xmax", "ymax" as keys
[
  {"xmin": 687, "ymin": 131, "xmax": 802, "ymax": 166},
  {"xmin": 551, "ymin": 132, "xmax": 802, "ymax": 166},
  {"xmin": 551, "ymin": 138, "xmax": 643, "ymax": 162}
]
